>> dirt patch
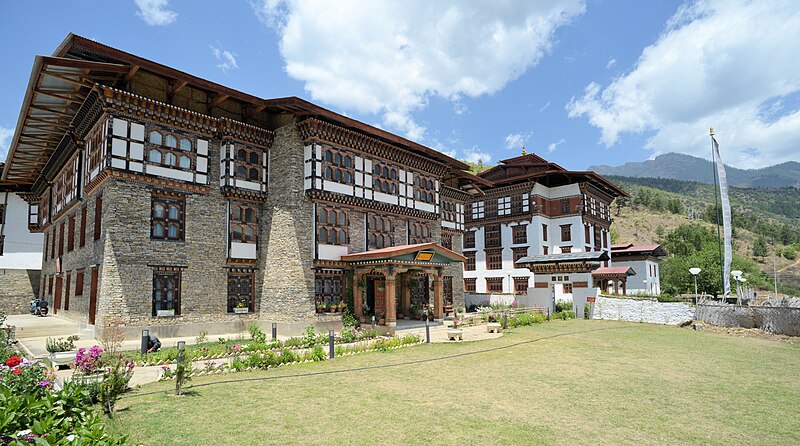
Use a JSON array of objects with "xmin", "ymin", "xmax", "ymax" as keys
[{"xmin": 689, "ymin": 321, "xmax": 799, "ymax": 343}]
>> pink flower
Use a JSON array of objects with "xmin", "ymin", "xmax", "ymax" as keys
[{"xmin": 37, "ymin": 381, "xmax": 51, "ymax": 387}]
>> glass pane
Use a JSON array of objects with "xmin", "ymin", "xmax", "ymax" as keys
[
  {"xmin": 249, "ymin": 168, "xmax": 259, "ymax": 181},
  {"xmin": 338, "ymin": 230, "xmax": 346, "ymax": 245},
  {"xmin": 329, "ymin": 210, "xmax": 336, "ymax": 224},
  {"xmin": 325, "ymin": 167, "xmax": 332, "ymax": 179},
  {"xmin": 384, "ymin": 234, "xmax": 391, "ymax": 247},
  {"xmin": 149, "ymin": 131, "xmax": 162, "ymax": 145},
  {"xmin": 319, "ymin": 228, "xmax": 326, "ymax": 242},
  {"xmin": 334, "ymin": 153, "xmax": 341, "ymax": 165},
  {"xmin": 374, "ymin": 165, "xmax": 380, "ymax": 175},
  {"xmin": 325, "ymin": 151, "xmax": 332, "ymax": 162},
  {"xmin": 337, "ymin": 212, "xmax": 345, "ymax": 226},
  {"xmin": 149, "ymin": 149, "xmax": 162, "ymax": 163},
  {"xmin": 245, "ymin": 208, "xmax": 255, "ymax": 223},
  {"xmin": 249, "ymin": 152, "xmax": 259, "ymax": 165},
  {"xmin": 390, "ymin": 183, "xmax": 396, "ymax": 194},
  {"xmin": 153, "ymin": 223, "xmax": 164, "ymax": 237},
  {"xmin": 237, "ymin": 166, "xmax": 247, "ymax": 178},
  {"xmin": 369, "ymin": 234, "xmax": 375, "ymax": 247},
  {"xmin": 180, "ymin": 138, "xmax": 191, "ymax": 151},
  {"xmin": 389, "ymin": 169, "xmax": 396, "ymax": 180},
  {"xmin": 344, "ymin": 156, "xmax": 351, "ymax": 168},
  {"xmin": 376, "ymin": 237, "xmax": 383, "ymax": 249},
  {"xmin": 237, "ymin": 149, "xmax": 247, "ymax": 162},
  {"xmin": 244, "ymin": 227, "xmax": 255, "ymax": 242},
  {"xmin": 168, "ymin": 224, "xmax": 179, "ymax": 239},
  {"xmin": 375, "ymin": 219, "xmax": 382, "ymax": 231},
  {"xmin": 165, "ymin": 153, "xmax": 176, "ymax": 166},
  {"xmin": 343, "ymin": 172, "xmax": 351, "ymax": 184},
  {"xmin": 382, "ymin": 167, "xmax": 388, "ymax": 178},
  {"xmin": 334, "ymin": 169, "xmax": 341, "ymax": 181},
  {"xmin": 168, "ymin": 205, "xmax": 179, "ymax": 220},
  {"xmin": 153, "ymin": 203, "xmax": 165, "ymax": 218},
  {"xmin": 233, "ymin": 226, "xmax": 243, "ymax": 241},
  {"xmin": 319, "ymin": 210, "xmax": 327, "ymax": 223},
  {"xmin": 165, "ymin": 135, "xmax": 177, "ymax": 148},
  {"xmin": 179, "ymin": 156, "xmax": 190, "ymax": 169}
]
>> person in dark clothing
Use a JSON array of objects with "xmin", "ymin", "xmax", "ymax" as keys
[{"xmin": 147, "ymin": 334, "xmax": 161, "ymax": 353}]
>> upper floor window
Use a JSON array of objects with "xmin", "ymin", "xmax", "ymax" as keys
[
  {"xmin": 373, "ymin": 163, "xmax": 398, "ymax": 194},
  {"xmin": 465, "ymin": 252, "xmax": 475, "ymax": 271},
  {"xmin": 414, "ymin": 176, "xmax": 435, "ymax": 203},
  {"xmin": 441, "ymin": 200, "xmax": 458, "ymax": 222},
  {"xmin": 514, "ymin": 277, "xmax": 529, "ymax": 294},
  {"xmin": 497, "ymin": 196, "xmax": 511, "ymax": 216},
  {"xmin": 408, "ymin": 221, "xmax": 431, "ymax": 244},
  {"xmin": 151, "ymin": 195, "xmax": 185, "ymax": 241},
  {"xmin": 323, "ymin": 149, "xmax": 353, "ymax": 184},
  {"xmin": 560, "ymin": 224, "xmax": 572, "ymax": 242},
  {"xmin": 471, "ymin": 201, "xmax": 485, "ymax": 220},
  {"xmin": 464, "ymin": 278, "xmax": 476, "ymax": 293},
  {"xmin": 512, "ymin": 225, "xmax": 527, "ymax": 244},
  {"xmin": 542, "ymin": 223, "xmax": 548, "ymax": 241},
  {"xmin": 485, "ymin": 224, "xmax": 501, "ymax": 248},
  {"xmin": 561, "ymin": 198, "xmax": 570, "ymax": 214},
  {"xmin": 486, "ymin": 277, "xmax": 503, "ymax": 293},
  {"xmin": 148, "ymin": 130, "xmax": 193, "ymax": 171},
  {"xmin": 512, "ymin": 247, "xmax": 528, "ymax": 264},
  {"xmin": 441, "ymin": 233, "xmax": 452, "ymax": 250},
  {"xmin": 318, "ymin": 206, "xmax": 348, "ymax": 245},
  {"xmin": 231, "ymin": 203, "xmax": 258, "ymax": 244},
  {"xmin": 235, "ymin": 147, "xmax": 262, "ymax": 182},
  {"xmin": 486, "ymin": 249, "xmax": 503, "ymax": 270},
  {"xmin": 464, "ymin": 231, "xmax": 476, "ymax": 249},
  {"xmin": 368, "ymin": 214, "xmax": 394, "ymax": 250}
]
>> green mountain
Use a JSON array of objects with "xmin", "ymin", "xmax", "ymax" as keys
[{"xmin": 590, "ymin": 153, "xmax": 800, "ymax": 188}]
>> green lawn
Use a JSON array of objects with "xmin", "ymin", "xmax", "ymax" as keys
[{"xmin": 108, "ymin": 320, "xmax": 800, "ymax": 445}]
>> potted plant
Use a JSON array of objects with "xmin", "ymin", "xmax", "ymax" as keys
[
  {"xmin": 315, "ymin": 301, "xmax": 325, "ymax": 314},
  {"xmin": 46, "ymin": 335, "xmax": 79, "ymax": 367},
  {"xmin": 233, "ymin": 300, "xmax": 249, "ymax": 314},
  {"xmin": 71, "ymin": 345, "xmax": 106, "ymax": 385},
  {"xmin": 337, "ymin": 301, "xmax": 346, "ymax": 313},
  {"xmin": 447, "ymin": 314, "xmax": 464, "ymax": 341}
]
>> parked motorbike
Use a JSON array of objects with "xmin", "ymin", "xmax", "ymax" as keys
[{"xmin": 29, "ymin": 298, "xmax": 48, "ymax": 317}]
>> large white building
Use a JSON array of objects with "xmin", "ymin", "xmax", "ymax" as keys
[{"xmin": 608, "ymin": 243, "xmax": 667, "ymax": 295}]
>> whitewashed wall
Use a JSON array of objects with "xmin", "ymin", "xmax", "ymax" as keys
[
  {"xmin": 0, "ymin": 192, "xmax": 43, "ymax": 269},
  {"xmin": 593, "ymin": 296, "xmax": 694, "ymax": 325}
]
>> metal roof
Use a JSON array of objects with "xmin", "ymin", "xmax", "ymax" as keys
[{"xmin": 515, "ymin": 251, "xmax": 610, "ymax": 265}]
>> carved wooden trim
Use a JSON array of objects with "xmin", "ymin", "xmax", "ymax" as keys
[
  {"xmin": 308, "ymin": 189, "xmax": 437, "ymax": 221},
  {"xmin": 440, "ymin": 185, "xmax": 471, "ymax": 202},
  {"xmin": 218, "ymin": 117, "xmax": 274, "ymax": 148},
  {"xmin": 220, "ymin": 186, "xmax": 268, "ymax": 203}
]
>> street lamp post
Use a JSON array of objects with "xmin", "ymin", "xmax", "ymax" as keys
[{"xmin": 689, "ymin": 267, "xmax": 701, "ymax": 303}]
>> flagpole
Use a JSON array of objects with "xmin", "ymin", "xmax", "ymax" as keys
[{"xmin": 710, "ymin": 127, "xmax": 725, "ymax": 303}]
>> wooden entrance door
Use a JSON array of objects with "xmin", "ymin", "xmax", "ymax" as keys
[
  {"xmin": 54, "ymin": 276, "xmax": 63, "ymax": 314},
  {"xmin": 88, "ymin": 267, "xmax": 98, "ymax": 325},
  {"xmin": 373, "ymin": 279, "xmax": 386, "ymax": 321}
]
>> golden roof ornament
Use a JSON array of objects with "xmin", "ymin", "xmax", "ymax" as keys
[{"xmin": 521, "ymin": 146, "xmax": 527, "ymax": 155}]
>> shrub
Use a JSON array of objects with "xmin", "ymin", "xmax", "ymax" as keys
[
  {"xmin": 554, "ymin": 302, "xmax": 573, "ymax": 313},
  {"xmin": 99, "ymin": 357, "xmax": 134, "ymax": 415},
  {"xmin": 552, "ymin": 311, "xmax": 575, "ymax": 320},
  {"xmin": 507, "ymin": 312, "xmax": 546, "ymax": 328},
  {"xmin": 342, "ymin": 309, "xmax": 360, "ymax": 329},
  {"xmin": 302, "ymin": 324, "xmax": 318, "ymax": 348},
  {"xmin": 45, "ymin": 335, "xmax": 78, "ymax": 353},
  {"xmin": 248, "ymin": 323, "xmax": 267, "ymax": 344}
]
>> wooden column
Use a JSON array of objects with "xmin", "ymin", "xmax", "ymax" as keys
[
  {"xmin": 622, "ymin": 278, "xmax": 627, "ymax": 296},
  {"xmin": 385, "ymin": 273, "xmax": 397, "ymax": 327},
  {"xmin": 401, "ymin": 274, "xmax": 411, "ymax": 319},
  {"xmin": 433, "ymin": 270, "xmax": 443, "ymax": 321},
  {"xmin": 614, "ymin": 280, "xmax": 619, "ymax": 294},
  {"xmin": 353, "ymin": 273, "xmax": 364, "ymax": 322}
]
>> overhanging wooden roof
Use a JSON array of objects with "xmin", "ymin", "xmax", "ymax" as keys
[{"xmin": 341, "ymin": 243, "xmax": 466, "ymax": 264}]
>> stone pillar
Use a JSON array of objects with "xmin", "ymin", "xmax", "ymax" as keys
[
  {"xmin": 433, "ymin": 270, "xmax": 443, "ymax": 321},
  {"xmin": 353, "ymin": 273, "xmax": 364, "ymax": 322},
  {"xmin": 401, "ymin": 274, "xmax": 411, "ymax": 319},
  {"xmin": 385, "ymin": 274, "xmax": 397, "ymax": 327}
]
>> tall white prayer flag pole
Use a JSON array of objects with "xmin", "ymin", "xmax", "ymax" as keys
[{"xmin": 710, "ymin": 128, "xmax": 732, "ymax": 297}]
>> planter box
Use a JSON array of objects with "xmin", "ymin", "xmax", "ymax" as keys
[
  {"xmin": 49, "ymin": 351, "xmax": 77, "ymax": 367},
  {"xmin": 72, "ymin": 373, "xmax": 105, "ymax": 386},
  {"xmin": 233, "ymin": 307, "xmax": 249, "ymax": 314},
  {"xmin": 446, "ymin": 329, "xmax": 463, "ymax": 341},
  {"xmin": 487, "ymin": 323, "xmax": 502, "ymax": 333},
  {"xmin": 156, "ymin": 309, "xmax": 175, "ymax": 317}
]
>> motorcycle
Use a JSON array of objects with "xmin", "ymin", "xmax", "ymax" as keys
[{"xmin": 29, "ymin": 298, "xmax": 48, "ymax": 317}]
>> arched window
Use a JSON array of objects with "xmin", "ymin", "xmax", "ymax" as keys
[
  {"xmin": 167, "ymin": 224, "xmax": 179, "ymax": 239},
  {"xmin": 165, "ymin": 153, "xmax": 177, "ymax": 166},
  {"xmin": 149, "ymin": 149, "xmax": 162, "ymax": 163},
  {"xmin": 153, "ymin": 203, "xmax": 165, "ymax": 219},
  {"xmin": 237, "ymin": 166, "xmax": 247, "ymax": 178},
  {"xmin": 179, "ymin": 138, "xmax": 191, "ymax": 151},
  {"xmin": 151, "ymin": 195, "xmax": 184, "ymax": 241},
  {"xmin": 233, "ymin": 226, "xmax": 243, "ymax": 241},
  {"xmin": 153, "ymin": 222, "xmax": 165, "ymax": 238},
  {"xmin": 165, "ymin": 135, "xmax": 177, "ymax": 148},
  {"xmin": 149, "ymin": 131, "xmax": 162, "ymax": 145},
  {"xmin": 325, "ymin": 151, "xmax": 332, "ymax": 163},
  {"xmin": 248, "ymin": 168, "xmax": 259, "ymax": 181},
  {"xmin": 249, "ymin": 152, "xmax": 259, "ymax": 165},
  {"xmin": 237, "ymin": 149, "xmax": 247, "ymax": 162},
  {"xmin": 179, "ymin": 156, "xmax": 191, "ymax": 169},
  {"xmin": 243, "ymin": 227, "xmax": 255, "ymax": 242},
  {"xmin": 168, "ymin": 205, "xmax": 180, "ymax": 220},
  {"xmin": 245, "ymin": 208, "xmax": 255, "ymax": 223}
]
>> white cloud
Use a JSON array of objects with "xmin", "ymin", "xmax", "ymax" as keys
[
  {"xmin": 254, "ymin": 0, "xmax": 586, "ymax": 141},
  {"xmin": 547, "ymin": 138, "xmax": 566, "ymax": 153},
  {"xmin": 504, "ymin": 132, "xmax": 532, "ymax": 151},
  {"xmin": 605, "ymin": 57, "xmax": 616, "ymax": 69},
  {"xmin": 0, "ymin": 126, "xmax": 13, "ymax": 162},
  {"xmin": 462, "ymin": 147, "xmax": 493, "ymax": 164},
  {"xmin": 134, "ymin": 0, "xmax": 177, "ymax": 26},
  {"xmin": 211, "ymin": 46, "xmax": 239, "ymax": 73},
  {"xmin": 539, "ymin": 101, "xmax": 551, "ymax": 112},
  {"xmin": 567, "ymin": 0, "xmax": 800, "ymax": 168}
]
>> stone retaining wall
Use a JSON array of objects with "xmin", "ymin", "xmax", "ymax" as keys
[
  {"xmin": 0, "ymin": 269, "xmax": 41, "ymax": 315},
  {"xmin": 593, "ymin": 295, "xmax": 695, "ymax": 325},
  {"xmin": 696, "ymin": 304, "xmax": 800, "ymax": 336}
]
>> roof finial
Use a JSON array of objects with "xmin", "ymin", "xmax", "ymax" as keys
[{"xmin": 521, "ymin": 145, "xmax": 527, "ymax": 156}]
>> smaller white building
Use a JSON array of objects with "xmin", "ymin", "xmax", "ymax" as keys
[{"xmin": 609, "ymin": 243, "xmax": 667, "ymax": 295}]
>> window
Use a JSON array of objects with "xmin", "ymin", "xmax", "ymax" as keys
[
  {"xmin": 512, "ymin": 247, "xmax": 528, "ymax": 264},
  {"xmin": 542, "ymin": 224, "xmax": 548, "ymax": 241},
  {"xmin": 79, "ymin": 207, "xmax": 87, "ymax": 247},
  {"xmin": 585, "ymin": 225, "xmax": 591, "ymax": 244},
  {"xmin": 368, "ymin": 214, "xmax": 394, "ymax": 249},
  {"xmin": 75, "ymin": 270, "xmax": 84, "ymax": 296},
  {"xmin": 151, "ymin": 195, "xmax": 185, "ymax": 241},
  {"xmin": 543, "ymin": 246, "xmax": 549, "ymax": 255},
  {"xmin": 372, "ymin": 163, "xmax": 398, "ymax": 195},
  {"xmin": 64, "ymin": 273, "xmax": 71, "ymax": 311},
  {"xmin": 561, "ymin": 198, "xmax": 570, "ymax": 214},
  {"xmin": 147, "ymin": 130, "xmax": 194, "ymax": 171},
  {"xmin": 67, "ymin": 215, "xmax": 75, "ymax": 252},
  {"xmin": 497, "ymin": 196, "xmax": 511, "ymax": 215},
  {"xmin": 561, "ymin": 246, "xmax": 572, "ymax": 253},
  {"xmin": 514, "ymin": 277, "xmax": 529, "ymax": 294},
  {"xmin": 235, "ymin": 147, "xmax": 262, "ymax": 182},
  {"xmin": 486, "ymin": 249, "xmax": 503, "ymax": 270},
  {"xmin": 408, "ymin": 221, "xmax": 431, "ymax": 244},
  {"xmin": 471, "ymin": 201, "xmax": 485, "ymax": 220},
  {"xmin": 315, "ymin": 271, "xmax": 344, "ymax": 311},
  {"xmin": 152, "ymin": 269, "xmax": 181, "ymax": 316},
  {"xmin": 323, "ymin": 149, "xmax": 353, "ymax": 184},
  {"xmin": 485, "ymin": 224, "xmax": 501, "ymax": 248},
  {"xmin": 441, "ymin": 233, "xmax": 452, "ymax": 250},
  {"xmin": 93, "ymin": 196, "xmax": 102, "ymax": 241},
  {"xmin": 58, "ymin": 222, "xmax": 65, "ymax": 257},
  {"xmin": 465, "ymin": 252, "xmax": 475, "ymax": 271},
  {"xmin": 602, "ymin": 229, "xmax": 607, "ymax": 248},
  {"xmin": 48, "ymin": 275, "xmax": 53, "ymax": 296},
  {"xmin": 594, "ymin": 226, "xmax": 602, "ymax": 251},
  {"xmin": 44, "ymin": 232, "xmax": 49, "ymax": 261},
  {"xmin": 231, "ymin": 203, "xmax": 258, "ymax": 244},
  {"xmin": 227, "ymin": 271, "xmax": 254, "ymax": 313},
  {"xmin": 563, "ymin": 283, "xmax": 573, "ymax": 294},
  {"xmin": 486, "ymin": 277, "xmax": 503, "ymax": 293},
  {"xmin": 414, "ymin": 175, "xmax": 435, "ymax": 203},
  {"xmin": 560, "ymin": 224, "xmax": 571, "ymax": 242},
  {"xmin": 50, "ymin": 227, "xmax": 56, "ymax": 259},
  {"xmin": 464, "ymin": 231, "xmax": 475, "ymax": 249},
  {"xmin": 512, "ymin": 225, "xmax": 527, "ymax": 244},
  {"xmin": 317, "ymin": 206, "xmax": 348, "ymax": 245},
  {"xmin": 441, "ymin": 200, "xmax": 458, "ymax": 223},
  {"xmin": 464, "ymin": 278, "xmax": 476, "ymax": 293}
]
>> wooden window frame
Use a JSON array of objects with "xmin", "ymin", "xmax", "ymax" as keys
[
  {"xmin": 151, "ymin": 195, "xmax": 186, "ymax": 241},
  {"xmin": 64, "ymin": 272, "xmax": 71, "ymax": 311},
  {"xmin": 563, "ymin": 283, "xmax": 573, "ymax": 294},
  {"xmin": 497, "ymin": 196, "xmax": 511, "ymax": 216},
  {"xmin": 486, "ymin": 277, "xmax": 503, "ymax": 293},
  {"xmin": 464, "ymin": 231, "xmax": 475, "ymax": 249},
  {"xmin": 543, "ymin": 245, "xmax": 549, "ymax": 255},
  {"xmin": 79, "ymin": 206, "xmax": 87, "ymax": 247},
  {"xmin": 414, "ymin": 174, "xmax": 436, "ymax": 204},
  {"xmin": 585, "ymin": 225, "xmax": 591, "ymax": 244},
  {"xmin": 75, "ymin": 270, "xmax": 85, "ymax": 296},
  {"xmin": 44, "ymin": 232, "xmax": 49, "ymax": 261},
  {"xmin": 146, "ymin": 129, "xmax": 195, "ymax": 172},
  {"xmin": 560, "ymin": 224, "xmax": 572, "ymax": 242},
  {"xmin": 322, "ymin": 148, "xmax": 353, "ymax": 185},
  {"xmin": 372, "ymin": 162, "xmax": 398, "ymax": 195},
  {"xmin": 0, "ymin": 204, "xmax": 5, "ymax": 225},
  {"xmin": 58, "ymin": 222, "xmax": 65, "ymax": 257},
  {"xmin": 486, "ymin": 248, "xmax": 503, "ymax": 270},
  {"xmin": 85, "ymin": 122, "xmax": 106, "ymax": 179},
  {"xmin": 67, "ymin": 214, "xmax": 75, "ymax": 252},
  {"xmin": 464, "ymin": 278, "xmax": 476, "ymax": 293},
  {"xmin": 93, "ymin": 195, "xmax": 102, "ymax": 241},
  {"xmin": 561, "ymin": 198, "xmax": 570, "ymax": 214},
  {"xmin": 230, "ymin": 203, "xmax": 258, "ymax": 244},
  {"xmin": 441, "ymin": 200, "xmax": 458, "ymax": 223},
  {"xmin": 368, "ymin": 214, "xmax": 394, "ymax": 250},
  {"xmin": 441, "ymin": 233, "xmax": 452, "ymax": 250},
  {"xmin": 512, "ymin": 225, "xmax": 527, "ymax": 244},
  {"xmin": 408, "ymin": 221, "xmax": 432, "ymax": 245},
  {"xmin": 317, "ymin": 206, "xmax": 349, "ymax": 245},
  {"xmin": 227, "ymin": 270, "xmax": 255, "ymax": 313},
  {"xmin": 512, "ymin": 247, "xmax": 528, "ymax": 264},
  {"xmin": 315, "ymin": 271, "xmax": 344, "ymax": 311},
  {"xmin": 464, "ymin": 251, "xmax": 475, "ymax": 271},
  {"xmin": 542, "ymin": 223, "xmax": 548, "ymax": 241},
  {"xmin": 484, "ymin": 224, "xmax": 501, "ymax": 248},
  {"xmin": 561, "ymin": 246, "xmax": 572, "ymax": 254},
  {"xmin": 152, "ymin": 268, "xmax": 181, "ymax": 316},
  {"xmin": 514, "ymin": 277, "xmax": 529, "ymax": 294},
  {"xmin": 234, "ymin": 146, "xmax": 263, "ymax": 182},
  {"xmin": 470, "ymin": 200, "xmax": 485, "ymax": 221}
]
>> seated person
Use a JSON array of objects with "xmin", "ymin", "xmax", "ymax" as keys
[{"xmin": 147, "ymin": 334, "xmax": 161, "ymax": 353}]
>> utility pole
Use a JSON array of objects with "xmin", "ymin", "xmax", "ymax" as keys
[{"xmin": 772, "ymin": 236, "xmax": 778, "ymax": 297}]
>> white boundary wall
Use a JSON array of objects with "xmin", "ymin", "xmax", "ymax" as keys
[{"xmin": 593, "ymin": 295, "xmax": 695, "ymax": 325}]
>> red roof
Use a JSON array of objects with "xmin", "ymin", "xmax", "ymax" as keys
[
  {"xmin": 592, "ymin": 266, "xmax": 636, "ymax": 276},
  {"xmin": 611, "ymin": 243, "xmax": 633, "ymax": 250}
]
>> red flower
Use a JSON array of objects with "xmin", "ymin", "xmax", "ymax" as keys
[
  {"xmin": 5, "ymin": 356, "xmax": 21, "ymax": 367},
  {"xmin": 12, "ymin": 368, "xmax": 21, "ymax": 375}
]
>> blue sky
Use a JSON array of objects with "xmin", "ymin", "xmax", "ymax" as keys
[{"xmin": 1, "ymin": 0, "xmax": 799, "ymax": 170}]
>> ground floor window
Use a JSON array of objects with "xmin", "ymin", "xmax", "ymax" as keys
[
  {"xmin": 315, "ymin": 271, "xmax": 344, "ymax": 312},
  {"xmin": 563, "ymin": 283, "xmax": 573, "ymax": 294},
  {"xmin": 227, "ymin": 270, "xmax": 254, "ymax": 313},
  {"xmin": 514, "ymin": 277, "xmax": 529, "ymax": 294},
  {"xmin": 464, "ymin": 278, "xmax": 476, "ymax": 292},
  {"xmin": 486, "ymin": 277, "xmax": 503, "ymax": 293},
  {"xmin": 153, "ymin": 268, "xmax": 181, "ymax": 316}
]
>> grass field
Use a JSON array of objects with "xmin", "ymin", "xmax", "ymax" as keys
[{"xmin": 108, "ymin": 320, "xmax": 800, "ymax": 445}]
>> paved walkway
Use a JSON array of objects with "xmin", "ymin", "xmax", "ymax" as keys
[{"xmin": 6, "ymin": 314, "xmax": 502, "ymax": 388}]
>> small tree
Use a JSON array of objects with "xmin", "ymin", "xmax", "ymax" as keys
[{"xmin": 752, "ymin": 236, "xmax": 768, "ymax": 262}]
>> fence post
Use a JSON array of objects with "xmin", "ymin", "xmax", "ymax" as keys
[{"xmin": 329, "ymin": 329, "xmax": 335, "ymax": 359}]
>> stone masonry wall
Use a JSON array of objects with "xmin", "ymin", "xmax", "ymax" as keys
[
  {"xmin": 593, "ymin": 295, "xmax": 695, "ymax": 325},
  {"xmin": 0, "ymin": 269, "xmax": 40, "ymax": 314},
  {"xmin": 696, "ymin": 304, "xmax": 800, "ymax": 336}
]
